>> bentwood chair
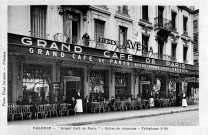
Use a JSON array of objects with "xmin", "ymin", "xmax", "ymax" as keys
[
  {"xmin": 8, "ymin": 105, "xmax": 15, "ymax": 121},
  {"xmin": 13, "ymin": 105, "xmax": 23, "ymax": 121},
  {"xmin": 51, "ymin": 104, "xmax": 58, "ymax": 117},
  {"xmin": 37, "ymin": 105, "xmax": 45, "ymax": 119},
  {"xmin": 67, "ymin": 104, "xmax": 76, "ymax": 115},
  {"xmin": 60, "ymin": 103, "xmax": 69, "ymax": 116},
  {"xmin": 44, "ymin": 104, "xmax": 51, "ymax": 118},
  {"xmin": 121, "ymin": 101, "xmax": 128, "ymax": 111},
  {"xmin": 22, "ymin": 105, "xmax": 32, "ymax": 120},
  {"xmin": 129, "ymin": 100, "xmax": 136, "ymax": 110}
]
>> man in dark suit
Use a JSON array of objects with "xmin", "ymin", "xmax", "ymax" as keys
[{"xmin": 16, "ymin": 96, "xmax": 24, "ymax": 105}]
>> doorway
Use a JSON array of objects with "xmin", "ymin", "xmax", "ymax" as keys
[
  {"xmin": 140, "ymin": 83, "xmax": 150, "ymax": 99},
  {"xmin": 64, "ymin": 76, "xmax": 81, "ymax": 102}
]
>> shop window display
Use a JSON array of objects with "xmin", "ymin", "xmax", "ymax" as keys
[
  {"xmin": 89, "ymin": 70, "xmax": 107, "ymax": 101},
  {"xmin": 115, "ymin": 73, "xmax": 130, "ymax": 99},
  {"xmin": 23, "ymin": 64, "xmax": 52, "ymax": 103}
]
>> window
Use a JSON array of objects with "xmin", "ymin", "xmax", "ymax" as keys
[
  {"xmin": 183, "ymin": 46, "xmax": 188, "ymax": 61},
  {"xmin": 89, "ymin": 70, "xmax": 108, "ymax": 100},
  {"xmin": 183, "ymin": 16, "xmax": 188, "ymax": 35},
  {"xmin": 123, "ymin": 5, "xmax": 128, "ymax": 14},
  {"xmin": 63, "ymin": 11, "xmax": 80, "ymax": 44},
  {"xmin": 193, "ymin": 20, "xmax": 198, "ymax": 32},
  {"xmin": 142, "ymin": 6, "xmax": 148, "ymax": 21},
  {"xmin": 142, "ymin": 35, "xmax": 149, "ymax": 53},
  {"xmin": 158, "ymin": 6, "xmax": 164, "ymax": 27},
  {"xmin": 23, "ymin": 64, "xmax": 52, "ymax": 102},
  {"xmin": 119, "ymin": 26, "xmax": 128, "ymax": 53},
  {"xmin": 117, "ymin": 5, "xmax": 129, "ymax": 16},
  {"xmin": 30, "ymin": 6, "xmax": 47, "ymax": 39},
  {"xmin": 171, "ymin": 43, "xmax": 177, "ymax": 60},
  {"xmin": 115, "ymin": 73, "xmax": 130, "ymax": 99},
  {"xmin": 158, "ymin": 41, "xmax": 164, "ymax": 59},
  {"xmin": 119, "ymin": 26, "xmax": 127, "ymax": 46},
  {"xmin": 94, "ymin": 19, "xmax": 105, "ymax": 43},
  {"xmin": 171, "ymin": 12, "xmax": 177, "ymax": 32}
]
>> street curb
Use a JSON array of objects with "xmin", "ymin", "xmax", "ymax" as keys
[{"xmin": 58, "ymin": 108, "xmax": 199, "ymax": 126}]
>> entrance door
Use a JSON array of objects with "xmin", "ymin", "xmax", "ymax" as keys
[
  {"xmin": 64, "ymin": 76, "xmax": 81, "ymax": 102},
  {"xmin": 140, "ymin": 84, "xmax": 150, "ymax": 99}
]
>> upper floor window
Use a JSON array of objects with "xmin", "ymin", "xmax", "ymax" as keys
[
  {"xmin": 193, "ymin": 20, "xmax": 198, "ymax": 32},
  {"xmin": 142, "ymin": 34, "xmax": 149, "ymax": 53},
  {"xmin": 119, "ymin": 26, "xmax": 128, "ymax": 53},
  {"xmin": 142, "ymin": 6, "xmax": 149, "ymax": 21},
  {"xmin": 171, "ymin": 12, "xmax": 177, "ymax": 32},
  {"xmin": 30, "ymin": 6, "xmax": 47, "ymax": 39},
  {"xmin": 183, "ymin": 46, "xmax": 188, "ymax": 61},
  {"xmin": 183, "ymin": 16, "xmax": 188, "ymax": 35},
  {"xmin": 117, "ymin": 5, "xmax": 129, "ymax": 16},
  {"xmin": 158, "ymin": 6, "xmax": 164, "ymax": 18},
  {"xmin": 94, "ymin": 19, "xmax": 105, "ymax": 43},
  {"xmin": 63, "ymin": 11, "xmax": 80, "ymax": 44},
  {"xmin": 119, "ymin": 26, "xmax": 127, "ymax": 46},
  {"xmin": 171, "ymin": 43, "xmax": 177, "ymax": 60}
]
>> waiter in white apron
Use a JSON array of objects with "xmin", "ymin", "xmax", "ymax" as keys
[{"xmin": 75, "ymin": 89, "xmax": 83, "ymax": 113}]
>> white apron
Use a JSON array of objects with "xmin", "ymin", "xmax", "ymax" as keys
[
  {"xmin": 149, "ymin": 98, "xmax": 154, "ymax": 107},
  {"xmin": 182, "ymin": 99, "xmax": 188, "ymax": 107},
  {"xmin": 75, "ymin": 99, "xmax": 83, "ymax": 112}
]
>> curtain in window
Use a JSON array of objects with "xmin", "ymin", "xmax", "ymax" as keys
[
  {"xmin": 94, "ymin": 19, "xmax": 105, "ymax": 43},
  {"xmin": 31, "ymin": 6, "xmax": 47, "ymax": 39}
]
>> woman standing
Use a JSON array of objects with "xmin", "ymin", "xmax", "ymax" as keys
[
  {"xmin": 75, "ymin": 89, "xmax": 83, "ymax": 113},
  {"xmin": 182, "ymin": 92, "xmax": 188, "ymax": 107}
]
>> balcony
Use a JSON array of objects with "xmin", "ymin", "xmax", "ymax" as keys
[
  {"xmin": 151, "ymin": 53, "xmax": 172, "ymax": 61},
  {"xmin": 53, "ymin": 33, "xmax": 79, "ymax": 44},
  {"xmin": 154, "ymin": 17, "xmax": 172, "ymax": 31},
  {"xmin": 30, "ymin": 31, "xmax": 49, "ymax": 39}
]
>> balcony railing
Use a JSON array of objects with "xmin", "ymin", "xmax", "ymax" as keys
[
  {"xmin": 154, "ymin": 17, "xmax": 172, "ymax": 31},
  {"xmin": 151, "ymin": 53, "xmax": 173, "ymax": 61},
  {"xmin": 53, "ymin": 33, "xmax": 78, "ymax": 44},
  {"xmin": 30, "ymin": 31, "xmax": 49, "ymax": 39}
]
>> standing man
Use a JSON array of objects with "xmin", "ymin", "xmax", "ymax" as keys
[
  {"xmin": 75, "ymin": 89, "xmax": 83, "ymax": 114},
  {"xmin": 82, "ymin": 32, "xmax": 90, "ymax": 46}
]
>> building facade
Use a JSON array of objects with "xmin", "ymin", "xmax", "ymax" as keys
[{"xmin": 8, "ymin": 5, "xmax": 199, "ymax": 104}]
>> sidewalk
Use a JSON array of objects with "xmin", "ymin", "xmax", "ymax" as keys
[{"xmin": 8, "ymin": 104, "xmax": 199, "ymax": 126}]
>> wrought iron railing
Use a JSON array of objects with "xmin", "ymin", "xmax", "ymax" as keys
[
  {"xmin": 53, "ymin": 33, "xmax": 78, "ymax": 44},
  {"xmin": 154, "ymin": 17, "xmax": 172, "ymax": 31}
]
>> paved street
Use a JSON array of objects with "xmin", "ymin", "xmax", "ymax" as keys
[{"xmin": 86, "ymin": 110, "xmax": 198, "ymax": 126}]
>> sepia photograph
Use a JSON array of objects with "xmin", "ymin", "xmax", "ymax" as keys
[{"xmin": 0, "ymin": 0, "xmax": 206, "ymax": 135}]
